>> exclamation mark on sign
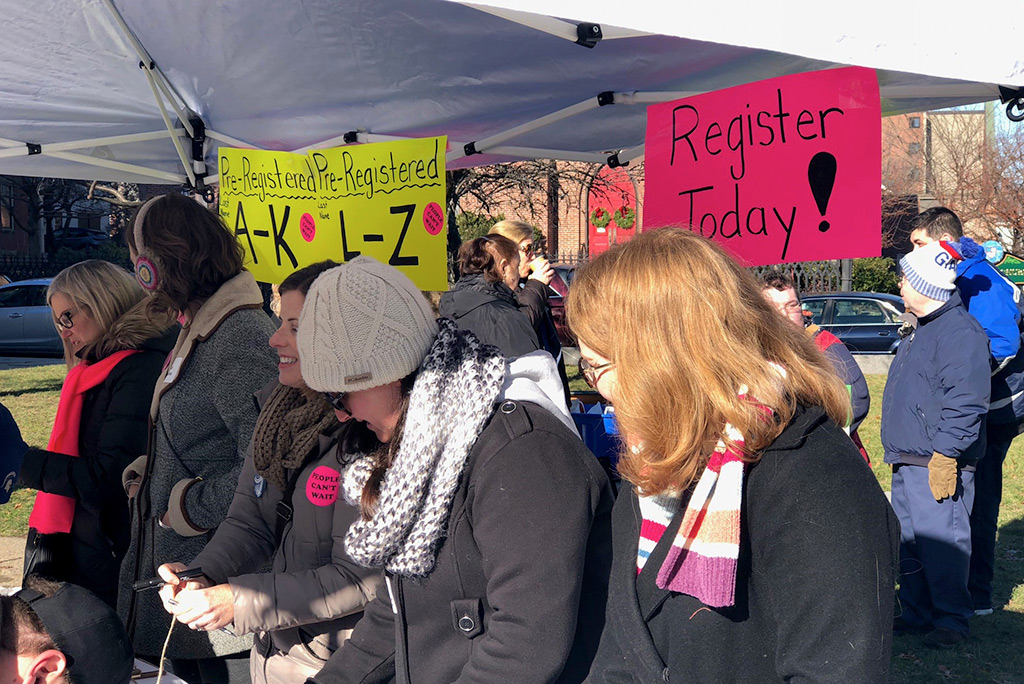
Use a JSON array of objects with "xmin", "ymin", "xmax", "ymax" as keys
[{"xmin": 808, "ymin": 152, "xmax": 837, "ymax": 233}]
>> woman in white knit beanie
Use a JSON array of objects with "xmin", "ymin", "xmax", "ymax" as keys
[{"xmin": 297, "ymin": 255, "xmax": 614, "ymax": 684}]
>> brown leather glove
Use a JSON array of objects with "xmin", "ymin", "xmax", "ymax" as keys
[{"xmin": 927, "ymin": 452, "xmax": 959, "ymax": 501}]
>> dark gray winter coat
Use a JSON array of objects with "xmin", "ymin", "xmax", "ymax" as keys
[{"xmin": 118, "ymin": 271, "xmax": 278, "ymax": 659}]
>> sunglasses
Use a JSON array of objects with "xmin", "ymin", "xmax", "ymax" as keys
[
  {"xmin": 56, "ymin": 309, "xmax": 78, "ymax": 330},
  {"xmin": 519, "ymin": 243, "xmax": 535, "ymax": 256},
  {"xmin": 578, "ymin": 357, "xmax": 614, "ymax": 388},
  {"xmin": 324, "ymin": 391, "xmax": 350, "ymax": 414}
]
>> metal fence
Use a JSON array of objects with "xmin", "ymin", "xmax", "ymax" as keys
[
  {"xmin": 550, "ymin": 250, "xmax": 591, "ymax": 266},
  {"xmin": 0, "ymin": 252, "xmax": 133, "ymax": 282},
  {"xmin": 750, "ymin": 260, "xmax": 843, "ymax": 293}
]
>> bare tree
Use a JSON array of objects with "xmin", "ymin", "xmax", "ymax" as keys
[
  {"xmin": 880, "ymin": 108, "xmax": 1024, "ymax": 249},
  {"xmin": 0, "ymin": 177, "xmax": 142, "ymax": 253},
  {"xmin": 448, "ymin": 159, "xmax": 643, "ymax": 255},
  {"xmin": 985, "ymin": 126, "xmax": 1024, "ymax": 252}
]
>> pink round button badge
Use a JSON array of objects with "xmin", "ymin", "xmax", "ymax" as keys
[
  {"xmin": 305, "ymin": 466, "xmax": 340, "ymax": 506},
  {"xmin": 423, "ymin": 202, "xmax": 444, "ymax": 236},
  {"xmin": 300, "ymin": 213, "xmax": 316, "ymax": 242}
]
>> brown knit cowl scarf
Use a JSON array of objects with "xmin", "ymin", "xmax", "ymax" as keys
[{"xmin": 252, "ymin": 383, "xmax": 338, "ymax": 488}]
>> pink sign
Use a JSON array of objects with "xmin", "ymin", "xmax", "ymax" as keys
[
  {"xmin": 305, "ymin": 466, "xmax": 340, "ymax": 506},
  {"xmin": 644, "ymin": 67, "xmax": 881, "ymax": 266}
]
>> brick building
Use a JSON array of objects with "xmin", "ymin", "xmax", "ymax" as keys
[
  {"xmin": 458, "ymin": 161, "xmax": 646, "ymax": 262},
  {"xmin": 0, "ymin": 180, "xmax": 33, "ymax": 254}
]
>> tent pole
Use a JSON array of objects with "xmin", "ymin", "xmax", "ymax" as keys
[
  {"xmin": 462, "ymin": 4, "xmax": 649, "ymax": 41},
  {"xmin": 98, "ymin": 0, "xmax": 195, "ymax": 138},
  {"xmin": 45, "ymin": 151, "xmax": 187, "ymax": 183},
  {"xmin": 292, "ymin": 131, "xmax": 610, "ymax": 164},
  {"xmin": 448, "ymin": 96, "xmax": 600, "ymax": 163},
  {"xmin": 487, "ymin": 146, "xmax": 608, "ymax": 163},
  {"xmin": 462, "ymin": 4, "xmax": 578, "ymax": 42},
  {"xmin": 0, "ymin": 131, "xmax": 186, "ymax": 160},
  {"xmin": 207, "ymin": 130, "xmax": 266, "ymax": 151},
  {"xmin": 140, "ymin": 66, "xmax": 197, "ymax": 187},
  {"xmin": 616, "ymin": 144, "xmax": 646, "ymax": 163}
]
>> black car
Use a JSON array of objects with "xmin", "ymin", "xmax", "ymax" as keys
[
  {"xmin": 800, "ymin": 292, "xmax": 906, "ymax": 354},
  {"xmin": 53, "ymin": 227, "xmax": 109, "ymax": 249}
]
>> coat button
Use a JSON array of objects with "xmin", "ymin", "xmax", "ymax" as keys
[
  {"xmin": 458, "ymin": 616, "xmax": 475, "ymax": 632},
  {"xmin": 499, "ymin": 400, "xmax": 517, "ymax": 414},
  {"xmin": 662, "ymin": 667, "xmax": 670, "ymax": 682}
]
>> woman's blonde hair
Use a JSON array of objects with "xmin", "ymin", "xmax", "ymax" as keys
[
  {"xmin": 567, "ymin": 228, "xmax": 851, "ymax": 496},
  {"xmin": 48, "ymin": 260, "xmax": 146, "ymax": 370},
  {"xmin": 488, "ymin": 219, "xmax": 534, "ymax": 244}
]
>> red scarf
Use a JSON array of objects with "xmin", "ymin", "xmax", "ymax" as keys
[{"xmin": 28, "ymin": 350, "xmax": 139, "ymax": 534}]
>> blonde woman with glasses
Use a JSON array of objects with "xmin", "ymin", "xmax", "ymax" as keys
[
  {"xmin": 19, "ymin": 259, "xmax": 176, "ymax": 607},
  {"xmin": 571, "ymin": 229, "xmax": 899, "ymax": 684}
]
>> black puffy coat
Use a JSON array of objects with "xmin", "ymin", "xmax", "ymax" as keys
[
  {"xmin": 439, "ymin": 273, "xmax": 540, "ymax": 358},
  {"xmin": 309, "ymin": 400, "xmax": 615, "ymax": 684},
  {"xmin": 20, "ymin": 308, "xmax": 176, "ymax": 606}
]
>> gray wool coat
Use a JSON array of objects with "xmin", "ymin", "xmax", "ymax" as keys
[{"xmin": 117, "ymin": 272, "xmax": 278, "ymax": 659}]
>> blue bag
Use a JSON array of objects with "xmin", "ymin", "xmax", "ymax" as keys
[{"xmin": 570, "ymin": 400, "xmax": 620, "ymax": 481}]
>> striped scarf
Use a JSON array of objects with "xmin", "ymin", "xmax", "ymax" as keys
[{"xmin": 636, "ymin": 421, "xmax": 749, "ymax": 608}]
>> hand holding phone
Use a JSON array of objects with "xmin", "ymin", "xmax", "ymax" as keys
[{"xmin": 133, "ymin": 565, "xmax": 207, "ymax": 592}]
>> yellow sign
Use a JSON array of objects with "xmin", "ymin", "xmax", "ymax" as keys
[{"xmin": 218, "ymin": 137, "xmax": 448, "ymax": 290}]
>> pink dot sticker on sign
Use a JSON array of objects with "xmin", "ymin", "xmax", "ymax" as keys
[
  {"xmin": 300, "ymin": 213, "xmax": 316, "ymax": 242},
  {"xmin": 305, "ymin": 466, "xmax": 340, "ymax": 506},
  {"xmin": 423, "ymin": 202, "xmax": 444, "ymax": 236}
]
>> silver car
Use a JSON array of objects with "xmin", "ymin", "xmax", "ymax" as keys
[{"xmin": 0, "ymin": 278, "xmax": 63, "ymax": 355}]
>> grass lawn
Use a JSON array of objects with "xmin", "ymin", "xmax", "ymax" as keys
[
  {"xmin": 3, "ymin": 362, "xmax": 1023, "ymax": 681},
  {"xmin": 0, "ymin": 363, "xmax": 63, "ymax": 536}
]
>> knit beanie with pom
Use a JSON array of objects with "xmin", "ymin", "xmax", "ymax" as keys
[{"xmin": 297, "ymin": 257, "xmax": 438, "ymax": 393}]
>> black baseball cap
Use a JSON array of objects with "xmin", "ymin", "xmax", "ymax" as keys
[{"xmin": 13, "ymin": 582, "xmax": 134, "ymax": 684}]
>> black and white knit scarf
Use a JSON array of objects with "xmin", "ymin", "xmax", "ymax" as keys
[{"xmin": 341, "ymin": 317, "xmax": 507, "ymax": 577}]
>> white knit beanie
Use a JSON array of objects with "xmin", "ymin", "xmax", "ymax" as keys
[
  {"xmin": 899, "ymin": 241, "xmax": 960, "ymax": 302},
  {"xmin": 297, "ymin": 257, "xmax": 438, "ymax": 393}
]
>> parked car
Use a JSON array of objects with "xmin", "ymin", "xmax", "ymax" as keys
[
  {"xmin": 547, "ymin": 264, "xmax": 576, "ymax": 347},
  {"xmin": 800, "ymin": 291, "xmax": 906, "ymax": 354},
  {"xmin": 53, "ymin": 227, "xmax": 109, "ymax": 249},
  {"xmin": 0, "ymin": 278, "xmax": 63, "ymax": 355}
]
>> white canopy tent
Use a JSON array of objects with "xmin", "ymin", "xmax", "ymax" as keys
[{"xmin": 0, "ymin": 0, "xmax": 1019, "ymax": 187}]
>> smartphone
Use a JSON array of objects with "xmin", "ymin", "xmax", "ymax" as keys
[{"xmin": 132, "ymin": 567, "xmax": 206, "ymax": 592}]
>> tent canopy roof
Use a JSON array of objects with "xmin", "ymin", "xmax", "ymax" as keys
[{"xmin": 0, "ymin": 0, "xmax": 1016, "ymax": 184}]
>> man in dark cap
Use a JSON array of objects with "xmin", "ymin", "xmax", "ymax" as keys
[{"xmin": 0, "ymin": 575, "xmax": 134, "ymax": 684}]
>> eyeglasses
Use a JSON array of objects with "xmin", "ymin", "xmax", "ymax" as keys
[
  {"xmin": 324, "ymin": 391, "xmax": 350, "ymax": 415},
  {"xmin": 578, "ymin": 357, "xmax": 614, "ymax": 388},
  {"xmin": 56, "ymin": 309, "xmax": 78, "ymax": 330},
  {"xmin": 519, "ymin": 242, "xmax": 535, "ymax": 256}
]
